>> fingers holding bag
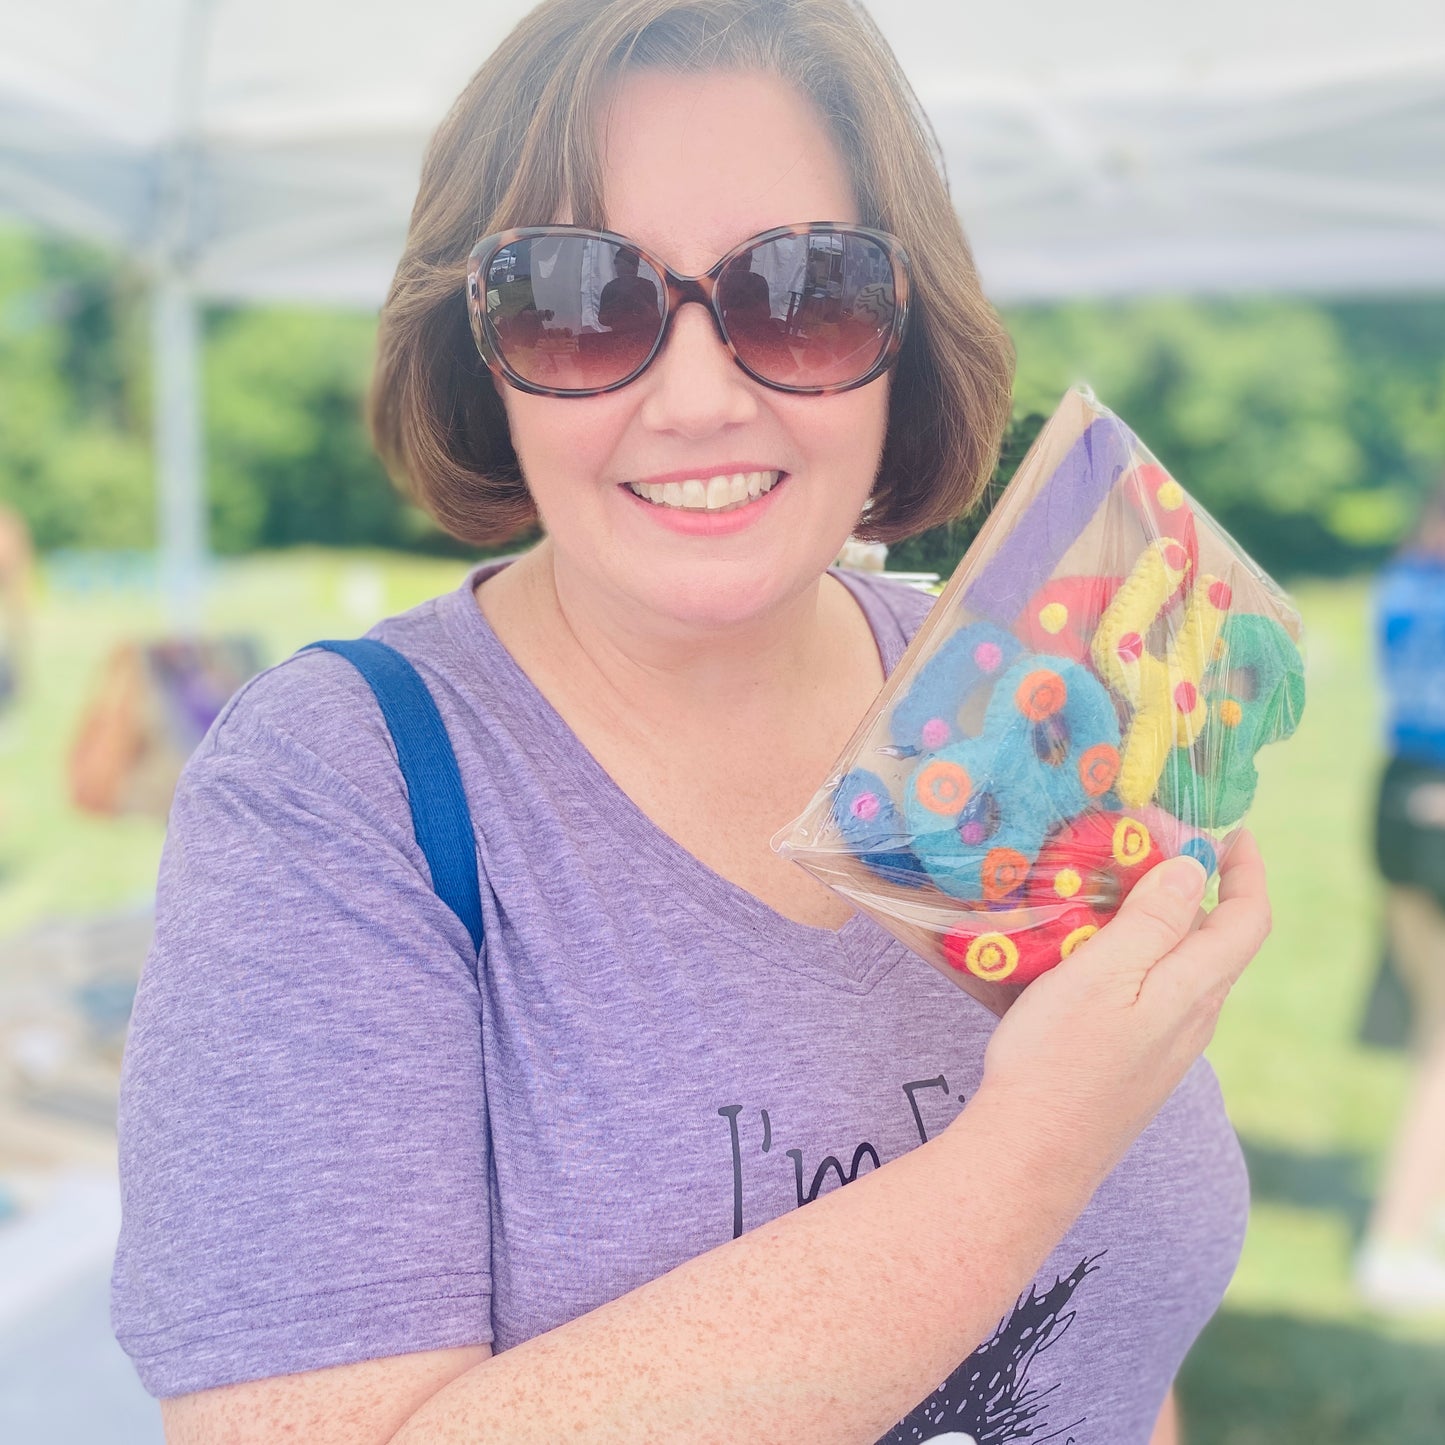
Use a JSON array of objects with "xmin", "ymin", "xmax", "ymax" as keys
[{"xmin": 977, "ymin": 832, "xmax": 1269, "ymax": 1172}]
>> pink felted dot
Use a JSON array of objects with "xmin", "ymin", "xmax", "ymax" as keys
[
  {"xmin": 851, "ymin": 792, "xmax": 880, "ymax": 822},
  {"xmin": 920, "ymin": 717, "xmax": 950, "ymax": 749},
  {"xmin": 1174, "ymin": 680, "xmax": 1199, "ymax": 713},
  {"xmin": 960, "ymin": 821, "xmax": 986, "ymax": 845},
  {"xmin": 1162, "ymin": 541, "xmax": 1189, "ymax": 572},
  {"xmin": 1116, "ymin": 632, "xmax": 1144, "ymax": 663},
  {"xmin": 973, "ymin": 641, "xmax": 1004, "ymax": 672},
  {"xmin": 1209, "ymin": 580, "xmax": 1234, "ymax": 611}
]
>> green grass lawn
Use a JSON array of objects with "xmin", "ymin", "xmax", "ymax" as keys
[
  {"xmin": 1174, "ymin": 577, "xmax": 1445, "ymax": 1442},
  {"xmin": 1, "ymin": 552, "xmax": 1441, "ymax": 1441}
]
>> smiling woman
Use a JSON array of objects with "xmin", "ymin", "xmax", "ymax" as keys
[
  {"xmin": 111, "ymin": 4, "xmax": 1269, "ymax": 1444},
  {"xmin": 479, "ymin": 69, "xmax": 897, "ymax": 630}
]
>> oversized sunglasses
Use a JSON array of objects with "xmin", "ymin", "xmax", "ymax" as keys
[{"xmin": 466, "ymin": 222, "xmax": 911, "ymax": 398}]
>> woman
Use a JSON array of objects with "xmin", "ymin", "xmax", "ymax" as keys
[
  {"xmin": 1358, "ymin": 482, "xmax": 1445, "ymax": 1310},
  {"xmin": 112, "ymin": 3, "xmax": 1271, "ymax": 1441},
  {"xmin": 0, "ymin": 504, "xmax": 32, "ymax": 720}
]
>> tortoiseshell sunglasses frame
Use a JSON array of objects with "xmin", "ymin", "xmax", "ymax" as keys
[{"xmin": 465, "ymin": 221, "xmax": 912, "ymax": 398}]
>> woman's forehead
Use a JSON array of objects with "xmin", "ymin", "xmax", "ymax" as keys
[{"xmin": 591, "ymin": 68, "xmax": 859, "ymax": 269}]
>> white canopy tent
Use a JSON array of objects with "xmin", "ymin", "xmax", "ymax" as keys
[{"xmin": 2, "ymin": 0, "xmax": 1443, "ymax": 616}]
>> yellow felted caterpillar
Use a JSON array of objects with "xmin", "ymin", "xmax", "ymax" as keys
[{"xmin": 1091, "ymin": 538, "xmax": 1233, "ymax": 807}]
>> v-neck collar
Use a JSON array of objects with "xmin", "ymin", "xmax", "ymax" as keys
[{"xmin": 437, "ymin": 560, "xmax": 925, "ymax": 992}]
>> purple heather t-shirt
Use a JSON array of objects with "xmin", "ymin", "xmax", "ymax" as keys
[{"xmin": 112, "ymin": 562, "xmax": 1249, "ymax": 1442}]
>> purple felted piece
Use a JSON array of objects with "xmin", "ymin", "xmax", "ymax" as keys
[{"xmin": 965, "ymin": 418, "xmax": 1136, "ymax": 625}]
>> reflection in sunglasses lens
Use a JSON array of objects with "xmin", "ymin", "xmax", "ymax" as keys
[
  {"xmin": 484, "ymin": 231, "xmax": 896, "ymax": 392},
  {"xmin": 721, "ymin": 233, "xmax": 896, "ymax": 389},
  {"xmin": 485, "ymin": 237, "xmax": 666, "ymax": 390}
]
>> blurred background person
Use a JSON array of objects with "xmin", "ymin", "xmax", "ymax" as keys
[
  {"xmin": 1359, "ymin": 480, "xmax": 1445, "ymax": 1311},
  {"xmin": 0, "ymin": 505, "xmax": 33, "ymax": 723}
]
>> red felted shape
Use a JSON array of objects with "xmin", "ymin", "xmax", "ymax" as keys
[
  {"xmin": 1018, "ymin": 575, "xmax": 1122, "ymax": 662},
  {"xmin": 942, "ymin": 901, "xmax": 1105, "ymax": 985},
  {"xmin": 1024, "ymin": 810, "xmax": 1166, "ymax": 912}
]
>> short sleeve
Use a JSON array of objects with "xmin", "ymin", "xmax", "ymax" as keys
[{"xmin": 110, "ymin": 655, "xmax": 494, "ymax": 1398}]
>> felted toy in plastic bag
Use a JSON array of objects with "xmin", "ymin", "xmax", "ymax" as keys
[{"xmin": 775, "ymin": 388, "xmax": 1306, "ymax": 1010}]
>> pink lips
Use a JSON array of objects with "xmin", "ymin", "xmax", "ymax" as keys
[{"xmin": 618, "ymin": 473, "xmax": 788, "ymax": 537}]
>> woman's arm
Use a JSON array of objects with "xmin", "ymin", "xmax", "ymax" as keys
[
  {"xmin": 160, "ymin": 838, "xmax": 1267, "ymax": 1445},
  {"xmin": 1150, "ymin": 1386, "xmax": 1182, "ymax": 1444}
]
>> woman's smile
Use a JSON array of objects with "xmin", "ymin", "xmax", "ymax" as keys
[
  {"xmin": 618, "ymin": 465, "xmax": 788, "ymax": 536},
  {"xmin": 623, "ymin": 467, "xmax": 783, "ymax": 511}
]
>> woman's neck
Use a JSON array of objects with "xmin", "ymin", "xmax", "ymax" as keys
[{"xmin": 475, "ymin": 540, "xmax": 876, "ymax": 749}]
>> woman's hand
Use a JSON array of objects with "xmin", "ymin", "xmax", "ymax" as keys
[{"xmin": 976, "ymin": 829, "xmax": 1272, "ymax": 1183}]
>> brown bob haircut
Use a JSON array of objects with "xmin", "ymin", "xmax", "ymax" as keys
[{"xmin": 371, "ymin": 0, "xmax": 1015, "ymax": 547}]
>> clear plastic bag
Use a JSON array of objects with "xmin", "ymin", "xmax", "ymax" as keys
[{"xmin": 775, "ymin": 389, "xmax": 1306, "ymax": 1010}]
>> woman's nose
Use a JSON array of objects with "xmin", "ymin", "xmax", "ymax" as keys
[{"xmin": 636, "ymin": 300, "xmax": 759, "ymax": 437}]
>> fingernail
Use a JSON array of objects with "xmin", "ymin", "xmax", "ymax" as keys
[{"xmin": 1162, "ymin": 856, "xmax": 1208, "ymax": 902}]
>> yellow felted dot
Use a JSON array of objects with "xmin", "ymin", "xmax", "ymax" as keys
[
  {"xmin": 1218, "ymin": 699, "xmax": 1244, "ymax": 728},
  {"xmin": 1112, "ymin": 817, "xmax": 1152, "ymax": 867},
  {"xmin": 1156, "ymin": 480, "xmax": 1185, "ymax": 511},
  {"xmin": 1211, "ymin": 637, "xmax": 1228, "ymax": 665},
  {"xmin": 1038, "ymin": 601, "xmax": 1069, "ymax": 635},
  {"xmin": 1054, "ymin": 868, "xmax": 1083, "ymax": 899},
  {"xmin": 1060, "ymin": 924, "xmax": 1099, "ymax": 958},
  {"xmin": 966, "ymin": 932, "xmax": 1020, "ymax": 981}
]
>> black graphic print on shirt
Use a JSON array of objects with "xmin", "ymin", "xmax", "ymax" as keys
[
  {"xmin": 717, "ymin": 1077, "xmax": 1100, "ymax": 1444},
  {"xmin": 880, "ymin": 1255, "xmax": 1099, "ymax": 1445}
]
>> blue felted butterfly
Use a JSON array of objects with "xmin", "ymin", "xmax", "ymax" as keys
[
  {"xmin": 887, "ymin": 621, "xmax": 1023, "ymax": 754},
  {"xmin": 900, "ymin": 656, "xmax": 1122, "ymax": 902}
]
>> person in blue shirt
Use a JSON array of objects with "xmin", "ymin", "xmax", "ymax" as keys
[{"xmin": 1358, "ymin": 480, "xmax": 1445, "ymax": 1311}]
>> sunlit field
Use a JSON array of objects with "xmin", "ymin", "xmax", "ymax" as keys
[{"xmin": 0, "ymin": 551, "xmax": 1440, "ymax": 1442}]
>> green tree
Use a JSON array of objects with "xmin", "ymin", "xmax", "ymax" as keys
[
  {"xmin": 1005, "ymin": 298, "xmax": 1370, "ymax": 575},
  {"xmin": 204, "ymin": 306, "xmax": 434, "ymax": 554},
  {"xmin": 3, "ymin": 224, "xmax": 1442, "ymax": 577},
  {"xmin": 0, "ymin": 231, "xmax": 153, "ymax": 550}
]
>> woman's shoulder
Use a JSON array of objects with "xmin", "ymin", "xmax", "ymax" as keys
[
  {"xmin": 192, "ymin": 584, "xmax": 473, "ymax": 804},
  {"xmin": 831, "ymin": 568, "xmax": 939, "ymax": 660}
]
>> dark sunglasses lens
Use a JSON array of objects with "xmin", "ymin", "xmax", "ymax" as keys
[
  {"xmin": 483, "ymin": 237, "xmax": 665, "ymax": 391},
  {"xmin": 720, "ymin": 232, "xmax": 898, "ymax": 389}
]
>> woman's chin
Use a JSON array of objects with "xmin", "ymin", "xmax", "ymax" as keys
[{"xmin": 607, "ymin": 553, "xmax": 831, "ymax": 635}]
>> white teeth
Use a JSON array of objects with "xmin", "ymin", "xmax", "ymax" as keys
[{"xmin": 628, "ymin": 470, "xmax": 782, "ymax": 511}]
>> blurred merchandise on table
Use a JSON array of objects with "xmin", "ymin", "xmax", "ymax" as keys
[{"xmin": 67, "ymin": 637, "xmax": 261, "ymax": 818}]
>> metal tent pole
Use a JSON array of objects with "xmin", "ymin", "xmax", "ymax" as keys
[
  {"xmin": 151, "ymin": 275, "xmax": 205, "ymax": 631},
  {"xmin": 149, "ymin": 0, "xmax": 216, "ymax": 634}
]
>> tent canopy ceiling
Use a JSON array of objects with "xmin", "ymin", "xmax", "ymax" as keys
[{"xmin": 2, "ymin": 0, "xmax": 1442, "ymax": 303}]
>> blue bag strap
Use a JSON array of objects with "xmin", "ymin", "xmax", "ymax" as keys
[{"xmin": 302, "ymin": 638, "xmax": 484, "ymax": 955}]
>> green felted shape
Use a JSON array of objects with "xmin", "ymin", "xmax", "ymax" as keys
[{"xmin": 1157, "ymin": 612, "xmax": 1306, "ymax": 829}]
